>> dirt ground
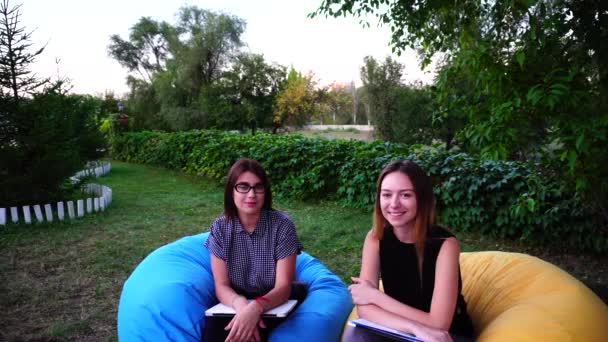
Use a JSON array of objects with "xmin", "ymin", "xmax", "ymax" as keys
[{"xmin": 538, "ymin": 251, "xmax": 608, "ymax": 303}]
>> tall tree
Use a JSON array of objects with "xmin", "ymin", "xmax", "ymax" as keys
[
  {"xmin": 0, "ymin": 0, "xmax": 48, "ymax": 147},
  {"xmin": 314, "ymin": 0, "xmax": 608, "ymax": 227},
  {"xmin": 198, "ymin": 53, "xmax": 286, "ymax": 132},
  {"xmin": 360, "ymin": 55, "xmax": 402, "ymax": 141},
  {"xmin": 108, "ymin": 17, "xmax": 168, "ymax": 82},
  {"xmin": 0, "ymin": 0, "xmax": 47, "ymax": 99},
  {"xmin": 109, "ymin": 6, "xmax": 247, "ymax": 130},
  {"xmin": 167, "ymin": 6, "xmax": 246, "ymax": 102},
  {"xmin": 328, "ymin": 82, "xmax": 354, "ymax": 124},
  {"xmin": 273, "ymin": 68, "xmax": 317, "ymax": 131},
  {"xmin": 392, "ymin": 83, "xmax": 436, "ymax": 146},
  {"xmin": 1, "ymin": 0, "xmax": 104, "ymax": 206},
  {"xmin": 225, "ymin": 53, "xmax": 286, "ymax": 132}
]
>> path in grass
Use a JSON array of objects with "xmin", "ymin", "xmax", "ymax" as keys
[{"xmin": 1, "ymin": 161, "xmax": 604, "ymax": 341}]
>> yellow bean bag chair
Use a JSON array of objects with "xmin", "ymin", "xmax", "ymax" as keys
[{"xmin": 345, "ymin": 251, "xmax": 608, "ymax": 341}]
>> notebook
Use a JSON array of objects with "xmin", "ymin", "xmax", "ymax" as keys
[
  {"xmin": 348, "ymin": 318, "xmax": 424, "ymax": 342},
  {"xmin": 205, "ymin": 299, "xmax": 298, "ymax": 318}
]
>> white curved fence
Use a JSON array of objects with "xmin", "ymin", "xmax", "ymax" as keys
[{"xmin": 1, "ymin": 162, "xmax": 113, "ymax": 226}]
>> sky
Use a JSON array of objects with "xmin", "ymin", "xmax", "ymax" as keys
[{"xmin": 19, "ymin": 0, "xmax": 436, "ymax": 96}]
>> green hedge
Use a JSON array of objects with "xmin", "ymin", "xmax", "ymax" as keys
[
  {"xmin": 112, "ymin": 130, "xmax": 607, "ymax": 252},
  {"xmin": 1, "ymin": 90, "xmax": 105, "ymax": 206}
]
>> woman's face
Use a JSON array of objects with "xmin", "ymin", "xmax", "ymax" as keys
[
  {"xmin": 233, "ymin": 171, "xmax": 265, "ymax": 217},
  {"xmin": 380, "ymin": 171, "xmax": 417, "ymax": 230}
]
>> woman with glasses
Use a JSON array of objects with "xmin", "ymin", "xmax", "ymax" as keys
[{"xmin": 203, "ymin": 158, "xmax": 303, "ymax": 342}]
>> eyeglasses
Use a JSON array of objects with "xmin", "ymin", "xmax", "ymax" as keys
[{"xmin": 234, "ymin": 183, "xmax": 265, "ymax": 194}]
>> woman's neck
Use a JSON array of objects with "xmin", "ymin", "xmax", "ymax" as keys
[
  {"xmin": 392, "ymin": 223, "xmax": 416, "ymax": 243},
  {"xmin": 239, "ymin": 212, "xmax": 261, "ymax": 232}
]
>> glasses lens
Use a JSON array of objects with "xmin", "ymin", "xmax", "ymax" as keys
[
  {"xmin": 253, "ymin": 184, "xmax": 265, "ymax": 193},
  {"xmin": 235, "ymin": 184, "xmax": 250, "ymax": 193}
]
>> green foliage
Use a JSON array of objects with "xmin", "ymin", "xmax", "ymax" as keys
[
  {"xmin": 314, "ymin": 82, "xmax": 356, "ymax": 125},
  {"xmin": 1, "ymin": 2, "xmax": 105, "ymax": 206},
  {"xmin": 200, "ymin": 52, "xmax": 287, "ymax": 132},
  {"xmin": 1, "ymin": 84, "xmax": 105, "ymax": 205},
  {"xmin": 313, "ymin": 0, "xmax": 608, "ymax": 239},
  {"xmin": 272, "ymin": 68, "xmax": 317, "ymax": 130},
  {"xmin": 112, "ymin": 130, "xmax": 607, "ymax": 252},
  {"xmin": 360, "ymin": 55, "xmax": 402, "ymax": 141},
  {"xmin": 358, "ymin": 57, "xmax": 457, "ymax": 146},
  {"xmin": 109, "ymin": 6, "xmax": 255, "ymax": 131},
  {"xmin": 0, "ymin": 0, "xmax": 49, "ymax": 98},
  {"xmin": 392, "ymin": 84, "xmax": 436, "ymax": 146}
]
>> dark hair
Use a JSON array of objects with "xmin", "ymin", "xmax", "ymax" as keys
[
  {"xmin": 372, "ymin": 160, "xmax": 436, "ymax": 260},
  {"xmin": 224, "ymin": 158, "xmax": 272, "ymax": 221}
]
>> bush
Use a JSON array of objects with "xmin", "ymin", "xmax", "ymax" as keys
[
  {"xmin": 112, "ymin": 130, "xmax": 607, "ymax": 252},
  {"xmin": 0, "ymin": 87, "xmax": 105, "ymax": 206}
]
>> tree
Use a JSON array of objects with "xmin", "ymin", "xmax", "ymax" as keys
[
  {"xmin": 223, "ymin": 53, "xmax": 286, "ymax": 133},
  {"xmin": 313, "ymin": 83, "xmax": 353, "ymax": 125},
  {"xmin": 124, "ymin": 75, "xmax": 163, "ymax": 130},
  {"xmin": 1, "ymin": 0, "xmax": 48, "ymax": 146},
  {"xmin": 108, "ymin": 17, "xmax": 169, "ymax": 82},
  {"xmin": 0, "ymin": 0, "xmax": 47, "ymax": 99},
  {"xmin": 327, "ymin": 82, "xmax": 354, "ymax": 124},
  {"xmin": 1, "ymin": 84, "xmax": 105, "ymax": 205},
  {"xmin": 392, "ymin": 83, "xmax": 435, "ymax": 146},
  {"xmin": 1, "ymin": 0, "xmax": 104, "ymax": 206},
  {"xmin": 314, "ymin": 0, "xmax": 608, "ymax": 228},
  {"xmin": 109, "ymin": 6, "xmax": 247, "ymax": 130},
  {"xmin": 167, "ymin": 6, "xmax": 245, "ymax": 102},
  {"xmin": 360, "ymin": 55, "xmax": 402, "ymax": 141},
  {"xmin": 273, "ymin": 68, "xmax": 317, "ymax": 131}
]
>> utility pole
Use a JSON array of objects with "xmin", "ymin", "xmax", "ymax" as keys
[{"xmin": 350, "ymin": 80, "xmax": 357, "ymax": 124}]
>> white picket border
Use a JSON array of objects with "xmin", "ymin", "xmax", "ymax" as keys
[{"xmin": 1, "ymin": 162, "xmax": 113, "ymax": 226}]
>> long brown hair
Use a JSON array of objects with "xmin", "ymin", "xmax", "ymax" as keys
[
  {"xmin": 372, "ymin": 160, "xmax": 436, "ymax": 262},
  {"xmin": 224, "ymin": 158, "xmax": 273, "ymax": 221}
]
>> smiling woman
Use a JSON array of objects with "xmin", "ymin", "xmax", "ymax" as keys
[{"xmin": 344, "ymin": 160, "xmax": 474, "ymax": 342}]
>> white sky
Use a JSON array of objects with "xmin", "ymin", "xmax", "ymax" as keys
[{"xmin": 19, "ymin": 0, "xmax": 435, "ymax": 96}]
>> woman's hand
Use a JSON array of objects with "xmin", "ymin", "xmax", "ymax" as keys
[
  {"xmin": 410, "ymin": 321, "xmax": 453, "ymax": 342},
  {"xmin": 224, "ymin": 302, "xmax": 266, "ymax": 342},
  {"xmin": 348, "ymin": 277, "xmax": 379, "ymax": 305}
]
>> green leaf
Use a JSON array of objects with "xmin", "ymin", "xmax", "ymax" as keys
[
  {"xmin": 567, "ymin": 150, "xmax": 577, "ymax": 172},
  {"xmin": 526, "ymin": 85, "xmax": 542, "ymax": 105},
  {"xmin": 526, "ymin": 198, "xmax": 536, "ymax": 212},
  {"xmin": 515, "ymin": 51, "xmax": 525, "ymax": 68},
  {"xmin": 575, "ymin": 132, "xmax": 585, "ymax": 151}
]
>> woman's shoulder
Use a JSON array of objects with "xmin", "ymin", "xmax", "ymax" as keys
[
  {"xmin": 210, "ymin": 216, "xmax": 235, "ymax": 234},
  {"xmin": 211, "ymin": 215, "xmax": 229, "ymax": 226},
  {"xmin": 265, "ymin": 209, "xmax": 294, "ymax": 224}
]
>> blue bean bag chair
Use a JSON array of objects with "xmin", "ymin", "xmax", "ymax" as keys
[{"xmin": 117, "ymin": 232, "xmax": 353, "ymax": 341}]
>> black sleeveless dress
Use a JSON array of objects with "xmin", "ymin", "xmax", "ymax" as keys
[{"xmin": 379, "ymin": 225, "xmax": 474, "ymax": 337}]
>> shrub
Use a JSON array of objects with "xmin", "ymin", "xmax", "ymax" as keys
[
  {"xmin": 112, "ymin": 130, "xmax": 607, "ymax": 252},
  {"xmin": 0, "ymin": 88, "xmax": 105, "ymax": 206}
]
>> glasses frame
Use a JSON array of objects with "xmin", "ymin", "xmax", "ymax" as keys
[{"xmin": 234, "ymin": 182, "xmax": 265, "ymax": 194}]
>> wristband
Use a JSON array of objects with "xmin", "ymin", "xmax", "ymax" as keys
[
  {"xmin": 257, "ymin": 296, "xmax": 271, "ymax": 304},
  {"xmin": 253, "ymin": 298, "xmax": 265, "ymax": 313}
]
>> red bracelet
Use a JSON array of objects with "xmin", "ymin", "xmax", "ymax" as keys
[
  {"xmin": 253, "ymin": 298, "xmax": 265, "ymax": 313},
  {"xmin": 257, "ymin": 296, "xmax": 271, "ymax": 304}
]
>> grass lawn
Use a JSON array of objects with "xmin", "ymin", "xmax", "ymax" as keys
[
  {"xmin": 294, "ymin": 128, "xmax": 374, "ymax": 142},
  {"xmin": 1, "ymin": 161, "xmax": 606, "ymax": 341}
]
